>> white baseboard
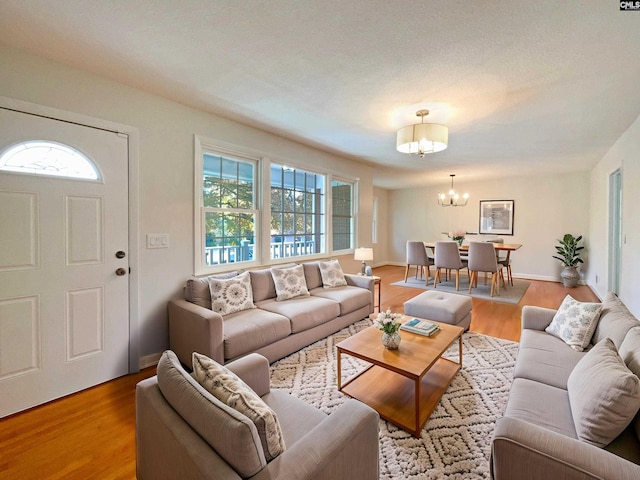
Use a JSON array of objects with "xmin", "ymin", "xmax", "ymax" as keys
[{"xmin": 139, "ymin": 352, "xmax": 162, "ymax": 369}]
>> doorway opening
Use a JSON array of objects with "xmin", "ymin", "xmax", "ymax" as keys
[{"xmin": 608, "ymin": 168, "xmax": 622, "ymax": 294}]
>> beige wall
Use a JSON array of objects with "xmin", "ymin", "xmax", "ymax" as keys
[
  {"xmin": 0, "ymin": 45, "xmax": 375, "ymax": 363},
  {"xmin": 589, "ymin": 113, "xmax": 640, "ymax": 315},
  {"xmin": 386, "ymin": 172, "xmax": 591, "ymax": 282}
]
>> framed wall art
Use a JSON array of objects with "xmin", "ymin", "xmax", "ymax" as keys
[{"xmin": 479, "ymin": 200, "xmax": 514, "ymax": 235}]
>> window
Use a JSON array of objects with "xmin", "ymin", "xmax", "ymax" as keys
[
  {"xmin": 201, "ymin": 152, "xmax": 257, "ymax": 268},
  {"xmin": 0, "ymin": 140, "xmax": 100, "ymax": 180},
  {"xmin": 270, "ymin": 164, "xmax": 325, "ymax": 260},
  {"xmin": 372, "ymin": 196, "xmax": 378, "ymax": 244},
  {"xmin": 195, "ymin": 137, "xmax": 359, "ymax": 273},
  {"xmin": 332, "ymin": 179, "xmax": 354, "ymax": 251}
]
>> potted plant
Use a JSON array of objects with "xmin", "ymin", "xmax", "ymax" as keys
[{"xmin": 552, "ymin": 233, "xmax": 584, "ymax": 288}]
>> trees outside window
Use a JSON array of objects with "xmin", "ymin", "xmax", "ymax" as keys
[
  {"xmin": 202, "ymin": 153, "xmax": 256, "ymax": 266},
  {"xmin": 270, "ymin": 164, "xmax": 325, "ymax": 260}
]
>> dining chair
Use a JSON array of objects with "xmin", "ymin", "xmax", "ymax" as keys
[
  {"xmin": 468, "ymin": 241, "xmax": 506, "ymax": 297},
  {"xmin": 485, "ymin": 237, "xmax": 513, "ymax": 286},
  {"xmin": 434, "ymin": 241, "xmax": 468, "ymax": 291},
  {"xmin": 404, "ymin": 241, "xmax": 434, "ymax": 285}
]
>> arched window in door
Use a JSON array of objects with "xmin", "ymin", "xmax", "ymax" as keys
[{"xmin": 0, "ymin": 140, "xmax": 100, "ymax": 180}]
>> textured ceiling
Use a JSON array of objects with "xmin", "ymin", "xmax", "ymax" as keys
[{"xmin": 1, "ymin": 1, "xmax": 639, "ymax": 188}]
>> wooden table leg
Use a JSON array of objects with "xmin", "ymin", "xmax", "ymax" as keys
[{"xmin": 337, "ymin": 348, "xmax": 342, "ymax": 390}]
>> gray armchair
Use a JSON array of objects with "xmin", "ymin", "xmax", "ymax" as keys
[
  {"xmin": 404, "ymin": 240, "xmax": 434, "ymax": 285},
  {"xmin": 434, "ymin": 241, "xmax": 468, "ymax": 291},
  {"xmin": 136, "ymin": 351, "xmax": 380, "ymax": 480}
]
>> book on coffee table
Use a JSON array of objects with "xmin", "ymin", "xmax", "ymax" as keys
[{"xmin": 400, "ymin": 318, "xmax": 440, "ymax": 337}]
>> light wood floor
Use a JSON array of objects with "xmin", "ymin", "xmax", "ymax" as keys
[{"xmin": 0, "ymin": 266, "xmax": 599, "ymax": 479}]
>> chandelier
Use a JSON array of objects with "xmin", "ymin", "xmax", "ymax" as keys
[
  {"xmin": 396, "ymin": 110, "xmax": 448, "ymax": 157},
  {"xmin": 438, "ymin": 174, "xmax": 469, "ymax": 207}
]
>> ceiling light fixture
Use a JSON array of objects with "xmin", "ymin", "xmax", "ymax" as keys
[
  {"xmin": 396, "ymin": 109, "xmax": 448, "ymax": 156},
  {"xmin": 438, "ymin": 174, "xmax": 469, "ymax": 207}
]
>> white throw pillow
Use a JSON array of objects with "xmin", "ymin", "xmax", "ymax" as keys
[
  {"xmin": 567, "ymin": 338, "xmax": 640, "ymax": 447},
  {"xmin": 192, "ymin": 352, "xmax": 286, "ymax": 462},
  {"xmin": 271, "ymin": 264, "xmax": 310, "ymax": 301},
  {"xmin": 208, "ymin": 271, "xmax": 255, "ymax": 315},
  {"xmin": 318, "ymin": 259, "xmax": 348, "ymax": 288},
  {"xmin": 545, "ymin": 295, "xmax": 602, "ymax": 351}
]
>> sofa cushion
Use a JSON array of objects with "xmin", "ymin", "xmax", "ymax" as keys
[
  {"xmin": 156, "ymin": 350, "xmax": 266, "ymax": 477},
  {"xmin": 310, "ymin": 285, "xmax": 371, "ymax": 316},
  {"xmin": 318, "ymin": 259, "xmax": 348, "ymax": 288},
  {"xmin": 504, "ymin": 377, "xmax": 577, "ymax": 438},
  {"xmin": 223, "ymin": 309, "xmax": 291, "ymax": 360},
  {"xmin": 250, "ymin": 268, "xmax": 279, "ymax": 303},
  {"xmin": 209, "ymin": 271, "xmax": 255, "ymax": 315},
  {"xmin": 185, "ymin": 271, "xmax": 239, "ymax": 308},
  {"xmin": 592, "ymin": 292, "xmax": 640, "ymax": 348},
  {"xmin": 192, "ymin": 352, "xmax": 286, "ymax": 462},
  {"xmin": 257, "ymin": 296, "xmax": 340, "ymax": 333},
  {"xmin": 567, "ymin": 338, "xmax": 640, "ymax": 447},
  {"xmin": 514, "ymin": 329, "xmax": 585, "ymax": 389},
  {"xmin": 271, "ymin": 264, "xmax": 310, "ymax": 301},
  {"xmin": 262, "ymin": 389, "xmax": 328, "ymax": 446},
  {"xmin": 545, "ymin": 295, "xmax": 602, "ymax": 351},
  {"xmin": 617, "ymin": 327, "xmax": 640, "ymax": 441},
  {"xmin": 302, "ymin": 262, "xmax": 324, "ymax": 290}
]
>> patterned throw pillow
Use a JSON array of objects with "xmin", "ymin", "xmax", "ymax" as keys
[
  {"xmin": 545, "ymin": 295, "xmax": 603, "ymax": 351},
  {"xmin": 192, "ymin": 352, "xmax": 286, "ymax": 462},
  {"xmin": 318, "ymin": 259, "xmax": 348, "ymax": 288},
  {"xmin": 271, "ymin": 264, "xmax": 310, "ymax": 301},
  {"xmin": 208, "ymin": 271, "xmax": 255, "ymax": 315}
]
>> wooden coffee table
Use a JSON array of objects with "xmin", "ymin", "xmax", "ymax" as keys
[{"xmin": 336, "ymin": 316, "xmax": 463, "ymax": 437}]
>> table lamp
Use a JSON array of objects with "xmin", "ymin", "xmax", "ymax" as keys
[{"xmin": 354, "ymin": 248, "xmax": 374, "ymax": 276}]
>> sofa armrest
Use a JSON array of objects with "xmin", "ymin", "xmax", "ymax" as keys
[
  {"xmin": 136, "ymin": 377, "xmax": 242, "ymax": 480},
  {"xmin": 345, "ymin": 274, "xmax": 375, "ymax": 293},
  {"xmin": 492, "ymin": 416, "xmax": 640, "ymax": 480},
  {"xmin": 225, "ymin": 353, "xmax": 271, "ymax": 397},
  {"xmin": 521, "ymin": 305, "xmax": 557, "ymax": 331},
  {"xmin": 168, "ymin": 298, "xmax": 225, "ymax": 367},
  {"xmin": 253, "ymin": 399, "xmax": 379, "ymax": 480}
]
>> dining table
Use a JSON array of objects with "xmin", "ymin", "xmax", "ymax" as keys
[{"xmin": 424, "ymin": 242, "xmax": 523, "ymax": 284}]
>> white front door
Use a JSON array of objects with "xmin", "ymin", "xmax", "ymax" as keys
[{"xmin": 0, "ymin": 107, "xmax": 130, "ymax": 418}]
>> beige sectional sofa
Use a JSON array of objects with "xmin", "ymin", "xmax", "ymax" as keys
[
  {"xmin": 169, "ymin": 261, "xmax": 375, "ymax": 366},
  {"xmin": 491, "ymin": 292, "xmax": 640, "ymax": 480},
  {"xmin": 136, "ymin": 350, "xmax": 380, "ymax": 479}
]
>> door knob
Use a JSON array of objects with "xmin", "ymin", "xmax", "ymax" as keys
[{"xmin": 115, "ymin": 268, "xmax": 127, "ymax": 276}]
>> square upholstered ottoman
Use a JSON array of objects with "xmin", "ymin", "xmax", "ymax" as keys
[{"xmin": 404, "ymin": 290, "xmax": 472, "ymax": 331}]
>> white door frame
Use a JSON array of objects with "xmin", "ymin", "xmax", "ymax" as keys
[
  {"xmin": 0, "ymin": 96, "xmax": 140, "ymax": 373},
  {"xmin": 608, "ymin": 168, "xmax": 622, "ymax": 295}
]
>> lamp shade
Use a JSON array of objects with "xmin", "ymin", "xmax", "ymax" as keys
[
  {"xmin": 396, "ymin": 123, "xmax": 448, "ymax": 155},
  {"xmin": 354, "ymin": 247, "xmax": 374, "ymax": 261}
]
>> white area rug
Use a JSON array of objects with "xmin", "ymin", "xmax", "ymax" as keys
[
  {"xmin": 270, "ymin": 319, "xmax": 518, "ymax": 479},
  {"xmin": 392, "ymin": 276, "xmax": 530, "ymax": 305}
]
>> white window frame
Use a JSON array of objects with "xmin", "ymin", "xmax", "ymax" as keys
[
  {"xmin": 194, "ymin": 137, "xmax": 361, "ymax": 273},
  {"xmin": 268, "ymin": 161, "xmax": 327, "ymax": 262},
  {"xmin": 194, "ymin": 136, "xmax": 262, "ymax": 275},
  {"xmin": 372, "ymin": 195, "xmax": 378, "ymax": 244},
  {"xmin": 330, "ymin": 175, "xmax": 358, "ymax": 254}
]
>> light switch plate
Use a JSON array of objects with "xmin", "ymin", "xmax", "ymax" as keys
[{"xmin": 146, "ymin": 233, "xmax": 169, "ymax": 249}]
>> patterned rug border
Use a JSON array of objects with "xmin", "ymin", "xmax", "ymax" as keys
[{"xmin": 269, "ymin": 319, "xmax": 519, "ymax": 479}]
